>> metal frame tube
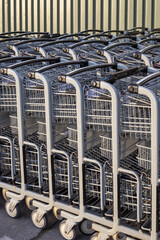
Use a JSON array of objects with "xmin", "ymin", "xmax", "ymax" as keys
[
  {"xmin": 0, "ymin": 136, "xmax": 15, "ymax": 180},
  {"xmin": 32, "ymin": 72, "xmax": 53, "ymax": 210},
  {"xmin": 5, "ymin": 69, "xmax": 25, "ymax": 201},
  {"xmin": 23, "ymin": 141, "xmax": 43, "ymax": 189},
  {"xmin": 138, "ymin": 86, "xmax": 159, "ymax": 240},
  {"xmin": 84, "ymin": 157, "xmax": 105, "ymax": 211},
  {"xmin": 118, "ymin": 168, "xmax": 142, "ymax": 222},
  {"xmin": 52, "ymin": 149, "xmax": 73, "ymax": 201},
  {"xmin": 100, "ymin": 81, "xmax": 120, "ymax": 235},
  {"xmin": 60, "ymin": 76, "xmax": 85, "ymax": 222}
]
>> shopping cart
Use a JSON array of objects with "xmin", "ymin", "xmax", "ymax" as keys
[
  {"xmin": 37, "ymin": 39, "xmax": 81, "ymax": 61},
  {"xmin": 54, "ymin": 64, "xmax": 142, "ymax": 238},
  {"xmin": 139, "ymin": 44, "xmax": 160, "ymax": 68},
  {"xmin": 64, "ymin": 40, "xmax": 109, "ymax": 63},
  {"xmin": 97, "ymin": 42, "xmax": 142, "ymax": 66},
  {"xmin": 0, "ymin": 30, "xmax": 159, "ymax": 240},
  {"xmin": 7, "ymin": 38, "xmax": 58, "ymax": 57},
  {"xmin": 0, "ymin": 56, "xmax": 47, "ymax": 205},
  {"xmin": 106, "ymin": 70, "xmax": 160, "ymax": 238},
  {"xmin": 0, "ymin": 37, "xmax": 31, "ymax": 54}
]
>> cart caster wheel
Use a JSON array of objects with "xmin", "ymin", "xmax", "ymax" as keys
[
  {"xmin": 2, "ymin": 189, "xmax": 10, "ymax": 201},
  {"xmin": 5, "ymin": 202, "xmax": 21, "ymax": 218},
  {"xmin": 25, "ymin": 197, "xmax": 36, "ymax": 210},
  {"xmin": 80, "ymin": 219, "xmax": 94, "ymax": 235},
  {"xmin": 90, "ymin": 232, "xmax": 99, "ymax": 240},
  {"xmin": 59, "ymin": 220, "xmax": 79, "ymax": 240},
  {"xmin": 53, "ymin": 207, "xmax": 63, "ymax": 220},
  {"xmin": 31, "ymin": 210, "xmax": 48, "ymax": 229}
]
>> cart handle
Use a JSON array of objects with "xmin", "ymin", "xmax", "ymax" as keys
[
  {"xmin": 0, "ymin": 56, "xmax": 36, "ymax": 64},
  {"xmin": 103, "ymin": 30, "xmax": 124, "ymax": 34},
  {"xmin": 141, "ymin": 44, "xmax": 160, "ymax": 54},
  {"xmin": 83, "ymin": 33, "xmax": 112, "ymax": 40},
  {"xmin": 12, "ymin": 38, "xmax": 56, "ymax": 46},
  {"xmin": 40, "ymin": 39, "xmax": 80, "ymax": 48},
  {"xmin": 147, "ymin": 30, "xmax": 160, "ymax": 37},
  {"xmin": 124, "ymin": 30, "xmax": 145, "ymax": 36},
  {"xmin": 110, "ymin": 35, "xmax": 137, "ymax": 42},
  {"xmin": 0, "ymin": 31, "xmax": 26, "ymax": 36},
  {"xmin": 129, "ymin": 27, "xmax": 149, "ymax": 31},
  {"xmin": 15, "ymin": 32, "xmax": 60, "ymax": 38},
  {"xmin": 0, "ymin": 37, "xmax": 30, "ymax": 43},
  {"xmin": 127, "ymin": 72, "xmax": 160, "ymax": 94},
  {"xmin": 138, "ymin": 37, "xmax": 160, "ymax": 44},
  {"xmin": 81, "ymin": 29, "xmax": 103, "ymax": 34},
  {"xmin": 58, "ymin": 63, "xmax": 117, "ymax": 80},
  {"xmin": 103, "ymin": 41, "xmax": 138, "ymax": 51},
  {"xmin": 91, "ymin": 66, "xmax": 146, "ymax": 87},
  {"xmin": 0, "ymin": 35, "xmax": 13, "ymax": 39},
  {"xmin": 69, "ymin": 39, "xmax": 108, "ymax": 49},
  {"xmin": 58, "ymin": 33, "xmax": 89, "ymax": 39},
  {"xmin": 15, "ymin": 31, "xmax": 49, "ymax": 36},
  {"xmin": 8, "ymin": 57, "xmax": 60, "ymax": 69},
  {"xmin": 151, "ymin": 28, "xmax": 160, "ymax": 33},
  {"xmin": 28, "ymin": 60, "xmax": 88, "ymax": 75}
]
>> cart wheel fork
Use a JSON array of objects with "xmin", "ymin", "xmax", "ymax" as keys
[
  {"xmin": 34, "ymin": 209, "xmax": 46, "ymax": 223},
  {"xmin": 64, "ymin": 219, "xmax": 76, "ymax": 234}
]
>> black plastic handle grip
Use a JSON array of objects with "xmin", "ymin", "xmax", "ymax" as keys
[
  {"xmin": 70, "ymin": 39, "xmax": 108, "ymax": 49},
  {"xmin": 83, "ymin": 33, "xmax": 112, "ymax": 40},
  {"xmin": 110, "ymin": 35, "xmax": 137, "ymax": 42},
  {"xmin": 81, "ymin": 29, "xmax": 103, "ymax": 34},
  {"xmin": 0, "ymin": 56, "xmax": 36, "ymax": 64},
  {"xmin": 37, "ymin": 60, "xmax": 88, "ymax": 73},
  {"xmin": 58, "ymin": 33, "xmax": 89, "ymax": 39},
  {"xmin": 9, "ymin": 57, "xmax": 60, "ymax": 69},
  {"xmin": 13, "ymin": 38, "xmax": 56, "ymax": 46},
  {"xmin": 104, "ymin": 41, "xmax": 138, "ymax": 51},
  {"xmin": 40, "ymin": 39, "xmax": 80, "ymax": 48},
  {"xmin": 66, "ymin": 63, "xmax": 117, "ymax": 77},
  {"xmin": 141, "ymin": 44, "xmax": 160, "ymax": 54},
  {"xmin": 139, "ymin": 38, "xmax": 160, "ymax": 44}
]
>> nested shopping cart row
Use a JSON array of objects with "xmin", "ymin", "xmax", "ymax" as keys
[
  {"xmin": 0, "ymin": 29, "xmax": 160, "ymax": 240},
  {"xmin": 0, "ymin": 60, "xmax": 159, "ymax": 240},
  {"xmin": 2, "ymin": 28, "xmax": 160, "ymax": 66}
]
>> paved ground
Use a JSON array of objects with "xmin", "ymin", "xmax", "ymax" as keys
[{"xmin": 0, "ymin": 191, "xmax": 90, "ymax": 240}]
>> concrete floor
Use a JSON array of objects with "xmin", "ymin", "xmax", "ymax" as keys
[{"xmin": 0, "ymin": 191, "xmax": 90, "ymax": 240}]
